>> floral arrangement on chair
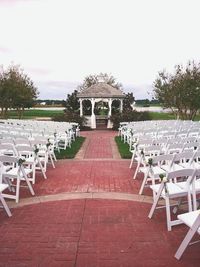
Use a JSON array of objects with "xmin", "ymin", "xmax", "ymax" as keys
[
  {"xmin": 18, "ymin": 157, "xmax": 26, "ymax": 166},
  {"xmin": 34, "ymin": 145, "xmax": 39, "ymax": 155},
  {"xmin": 159, "ymin": 173, "xmax": 168, "ymax": 195},
  {"xmin": 46, "ymin": 139, "xmax": 52, "ymax": 148}
]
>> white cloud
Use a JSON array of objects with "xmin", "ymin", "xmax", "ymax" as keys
[{"xmin": 0, "ymin": 0, "xmax": 200, "ymax": 99}]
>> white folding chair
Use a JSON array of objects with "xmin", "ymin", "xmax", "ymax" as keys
[
  {"xmin": 175, "ymin": 210, "xmax": 200, "ymax": 260},
  {"xmin": 139, "ymin": 153, "xmax": 175, "ymax": 195},
  {"xmin": 0, "ymin": 155, "xmax": 35, "ymax": 203},
  {"xmin": 0, "ymin": 183, "xmax": 12, "ymax": 217},
  {"xmin": 133, "ymin": 145, "xmax": 162, "ymax": 179},
  {"xmin": 16, "ymin": 145, "xmax": 47, "ymax": 183},
  {"xmin": 129, "ymin": 138, "xmax": 153, "ymax": 169},
  {"xmin": 148, "ymin": 168, "xmax": 196, "ymax": 231}
]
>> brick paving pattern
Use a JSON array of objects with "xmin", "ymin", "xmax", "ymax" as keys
[{"xmin": 0, "ymin": 130, "xmax": 199, "ymax": 266}]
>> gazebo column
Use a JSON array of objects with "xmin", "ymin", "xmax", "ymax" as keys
[
  {"xmin": 107, "ymin": 98, "xmax": 113, "ymax": 129},
  {"xmin": 79, "ymin": 99, "xmax": 83, "ymax": 117},
  {"xmin": 120, "ymin": 99, "xmax": 123, "ymax": 113},
  {"xmin": 91, "ymin": 98, "xmax": 96, "ymax": 129},
  {"xmin": 108, "ymin": 98, "xmax": 112, "ymax": 116}
]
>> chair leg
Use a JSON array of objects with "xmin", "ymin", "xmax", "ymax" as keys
[
  {"xmin": 20, "ymin": 167, "xmax": 35, "ymax": 196},
  {"xmin": 148, "ymin": 183, "xmax": 164, "ymax": 219},
  {"xmin": 175, "ymin": 225, "xmax": 198, "ymax": 260},
  {"xmin": 49, "ymin": 153, "xmax": 55, "ymax": 168},
  {"xmin": 133, "ymin": 159, "xmax": 141, "ymax": 179},
  {"xmin": 16, "ymin": 177, "xmax": 20, "ymax": 203},
  {"xmin": 139, "ymin": 171, "xmax": 149, "ymax": 195},
  {"xmin": 129, "ymin": 152, "xmax": 135, "ymax": 169},
  {"xmin": 165, "ymin": 197, "xmax": 172, "ymax": 231},
  {"xmin": 52, "ymin": 151, "xmax": 57, "ymax": 161},
  {"xmin": 0, "ymin": 194, "xmax": 12, "ymax": 217},
  {"xmin": 37, "ymin": 157, "xmax": 47, "ymax": 179}
]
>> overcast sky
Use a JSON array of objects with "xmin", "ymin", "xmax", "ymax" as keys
[{"xmin": 0, "ymin": 0, "xmax": 200, "ymax": 100}]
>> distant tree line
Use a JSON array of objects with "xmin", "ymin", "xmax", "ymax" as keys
[
  {"xmin": 0, "ymin": 64, "xmax": 38, "ymax": 118},
  {"xmin": 135, "ymin": 99, "xmax": 160, "ymax": 106},
  {"xmin": 36, "ymin": 99, "xmax": 65, "ymax": 106}
]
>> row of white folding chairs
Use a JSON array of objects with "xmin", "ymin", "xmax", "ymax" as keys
[
  {"xmin": 146, "ymin": 166, "xmax": 200, "ymax": 260},
  {"xmin": 120, "ymin": 120, "xmax": 200, "ymax": 143},
  {"xmin": 126, "ymin": 127, "xmax": 200, "ymax": 146},
  {"xmin": 0, "ymin": 140, "xmax": 55, "ymax": 182},
  {"xmin": 138, "ymin": 149, "xmax": 200, "ymax": 195},
  {"xmin": 0, "ymin": 127, "xmax": 73, "ymax": 151},
  {"xmin": 0, "ymin": 119, "xmax": 79, "ymax": 137},
  {"xmin": 137, "ymin": 152, "xmax": 200, "ymax": 259},
  {"xmin": 0, "ymin": 127, "xmax": 74, "ymax": 148},
  {"xmin": 129, "ymin": 136, "xmax": 200, "ymax": 170},
  {"xmin": 0, "ymin": 155, "xmax": 35, "ymax": 210}
]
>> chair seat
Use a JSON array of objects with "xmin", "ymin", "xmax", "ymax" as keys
[
  {"xmin": 3, "ymin": 168, "xmax": 32, "ymax": 177},
  {"xmin": 140, "ymin": 166, "xmax": 166, "ymax": 176},
  {"xmin": 150, "ymin": 182, "xmax": 188, "ymax": 196},
  {"xmin": 24, "ymin": 157, "xmax": 35, "ymax": 164},
  {"xmin": 178, "ymin": 210, "xmax": 200, "ymax": 234},
  {"xmin": 162, "ymin": 164, "xmax": 184, "ymax": 172},
  {"xmin": 0, "ymin": 183, "xmax": 9, "ymax": 193},
  {"xmin": 175, "ymin": 180, "xmax": 200, "ymax": 192}
]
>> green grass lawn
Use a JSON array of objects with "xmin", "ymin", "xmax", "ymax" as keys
[
  {"xmin": 55, "ymin": 136, "xmax": 85, "ymax": 159},
  {"xmin": 115, "ymin": 136, "xmax": 132, "ymax": 159},
  {"xmin": 6, "ymin": 109, "xmax": 64, "ymax": 119},
  {"xmin": 148, "ymin": 112, "xmax": 176, "ymax": 120},
  {"xmin": 2, "ymin": 108, "xmax": 200, "ymax": 122}
]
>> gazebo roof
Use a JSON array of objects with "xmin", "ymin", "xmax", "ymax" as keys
[{"xmin": 77, "ymin": 82, "xmax": 125, "ymax": 98}]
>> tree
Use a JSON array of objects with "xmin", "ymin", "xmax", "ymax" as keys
[
  {"xmin": 153, "ymin": 61, "xmax": 200, "ymax": 120},
  {"xmin": 123, "ymin": 92, "xmax": 135, "ymax": 111},
  {"xmin": 65, "ymin": 90, "xmax": 80, "ymax": 113},
  {"xmin": 0, "ymin": 64, "xmax": 38, "ymax": 118},
  {"xmin": 78, "ymin": 72, "xmax": 123, "ymax": 92}
]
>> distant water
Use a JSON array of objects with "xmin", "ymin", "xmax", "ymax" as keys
[{"xmin": 31, "ymin": 106, "xmax": 170, "ymax": 113}]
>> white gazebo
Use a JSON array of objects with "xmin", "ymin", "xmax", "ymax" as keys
[{"xmin": 77, "ymin": 82, "xmax": 125, "ymax": 129}]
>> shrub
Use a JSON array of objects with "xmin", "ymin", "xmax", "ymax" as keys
[
  {"xmin": 52, "ymin": 110, "xmax": 86, "ymax": 129},
  {"xmin": 111, "ymin": 110, "xmax": 150, "ymax": 130}
]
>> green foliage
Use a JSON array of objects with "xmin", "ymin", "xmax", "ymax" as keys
[
  {"xmin": 115, "ymin": 136, "xmax": 132, "ymax": 159},
  {"xmin": 55, "ymin": 137, "xmax": 85, "ymax": 159},
  {"xmin": 135, "ymin": 99, "xmax": 160, "ymax": 106},
  {"xmin": 64, "ymin": 90, "xmax": 79, "ymax": 113},
  {"xmin": 111, "ymin": 110, "xmax": 150, "ymax": 130},
  {"xmin": 78, "ymin": 73, "xmax": 123, "ymax": 92},
  {"xmin": 153, "ymin": 60, "xmax": 200, "ymax": 120},
  {"xmin": 122, "ymin": 92, "xmax": 135, "ymax": 111},
  {"xmin": 0, "ymin": 64, "xmax": 38, "ymax": 118}
]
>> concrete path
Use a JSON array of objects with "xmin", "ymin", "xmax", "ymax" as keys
[{"xmin": 0, "ymin": 130, "xmax": 199, "ymax": 267}]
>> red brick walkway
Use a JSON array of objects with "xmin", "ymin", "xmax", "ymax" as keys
[
  {"xmin": 82, "ymin": 130, "xmax": 114, "ymax": 159},
  {"xmin": 0, "ymin": 130, "xmax": 199, "ymax": 267}
]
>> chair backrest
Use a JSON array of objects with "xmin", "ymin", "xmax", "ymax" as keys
[
  {"xmin": 183, "ymin": 141, "xmax": 200, "ymax": 151},
  {"xmin": 16, "ymin": 145, "xmax": 35, "ymax": 158},
  {"xmin": 0, "ymin": 155, "xmax": 18, "ymax": 164},
  {"xmin": 167, "ymin": 168, "xmax": 195, "ymax": 186},
  {"xmin": 173, "ymin": 150, "xmax": 194, "ymax": 166},
  {"xmin": 152, "ymin": 153, "xmax": 175, "ymax": 167},
  {"xmin": 14, "ymin": 138, "xmax": 30, "ymax": 146},
  {"xmin": 167, "ymin": 143, "xmax": 184, "ymax": 154},
  {"xmin": 0, "ymin": 144, "xmax": 18, "ymax": 156},
  {"xmin": 144, "ymin": 145, "xmax": 162, "ymax": 156}
]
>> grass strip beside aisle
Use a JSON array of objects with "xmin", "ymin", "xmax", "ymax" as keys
[
  {"xmin": 55, "ymin": 136, "xmax": 85, "ymax": 159},
  {"xmin": 115, "ymin": 136, "xmax": 132, "ymax": 159}
]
